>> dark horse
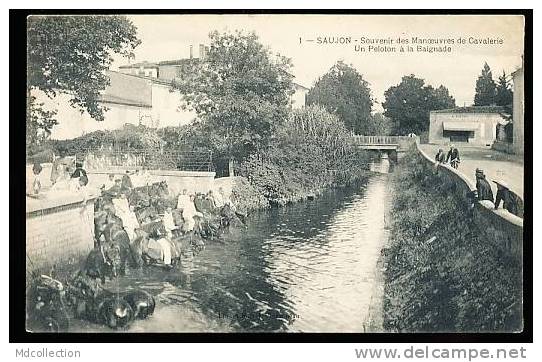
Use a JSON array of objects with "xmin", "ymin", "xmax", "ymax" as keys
[
  {"xmin": 67, "ymin": 273, "xmax": 155, "ymax": 329},
  {"xmin": 94, "ymin": 198, "xmax": 143, "ymax": 275}
]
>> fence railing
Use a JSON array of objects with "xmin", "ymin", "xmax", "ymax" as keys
[
  {"xmin": 352, "ymin": 135, "xmax": 408, "ymax": 145},
  {"xmin": 81, "ymin": 149, "xmax": 214, "ymax": 172}
]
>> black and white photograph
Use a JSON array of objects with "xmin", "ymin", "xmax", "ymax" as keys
[{"xmin": 18, "ymin": 12, "xmax": 529, "ymax": 337}]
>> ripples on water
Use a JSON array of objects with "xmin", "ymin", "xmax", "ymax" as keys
[{"xmin": 74, "ymin": 174, "xmax": 390, "ymax": 333}]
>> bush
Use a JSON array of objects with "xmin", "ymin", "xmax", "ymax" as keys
[
  {"xmin": 49, "ymin": 124, "xmax": 163, "ymax": 157},
  {"xmin": 238, "ymin": 105, "xmax": 375, "ymax": 205},
  {"xmin": 229, "ymin": 176, "xmax": 270, "ymax": 213}
]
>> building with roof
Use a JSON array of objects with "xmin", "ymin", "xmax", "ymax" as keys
[
  {"xmin": 158, "ymin": 58, "xmax": 200, "ymax": 83},
  {"xmin": 38, "ymin": 42, "xmax": 308, "ymax": 140},
  {"xmin": 35, "ymin": 70, "xmax": 195, "ymax": 140},
  {"xmin": 156, "ymin": 44, "xmax": 208, "ymax": 82},
  {"xmin": 428, "ymin": 106, "xmax": 509, "ymax": 146},
  {"xmin": 118, "ymin": 61, "xmax": 159, "ymax": 78},
  {"xmin": 154, "ymin": 44, "xmax": 308, "ymax": 106}
]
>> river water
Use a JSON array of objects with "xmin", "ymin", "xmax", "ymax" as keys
[{"xmin": 70, "ymin": 174, "xmax": 391, "ymax": 333}]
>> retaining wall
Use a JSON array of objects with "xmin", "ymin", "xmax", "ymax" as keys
[
  {"xmin": 26, "ymin": 193, "xmax": 96, "ymax": 273},
  {"xmin": 416, "ymin": 143, "xmax": 523, "ymax": 257}
]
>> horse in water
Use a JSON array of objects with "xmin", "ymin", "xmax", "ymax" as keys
[
  {"xmin": 67, "ymin": 272, "xmax": 155, "ymax": 329},
  {"xmin": 82, "ymin": 243, "xmax": 123, "ymax": 284},
  {"xmin": 128, "ymin": 181, "xmax": 173, "ymax": 223},
  {"xmin": 129, "ymin": 227, "xmax": 182, "ymax": 267}
]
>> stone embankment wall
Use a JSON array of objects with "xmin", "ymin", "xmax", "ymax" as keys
[
  {"xmin": 416, "ymin": 144, "xmax": 523, "ymax": 257},
  {"xmin": 26, "ymin": 194, "xmax": 96, "ymax": 274}
]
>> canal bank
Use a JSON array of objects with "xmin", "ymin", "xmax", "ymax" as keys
[
  {"xmin": 382, "ymin": 150, "xmax": 522, "ymax": 332},
  {"xmin": 58, "ymin": 173, "xmax": 392, "ymax": 333}
]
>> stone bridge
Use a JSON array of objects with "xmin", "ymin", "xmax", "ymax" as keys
[{"xmin": 351, "ymin": 135, "xmax": 418, "ymax": 159}]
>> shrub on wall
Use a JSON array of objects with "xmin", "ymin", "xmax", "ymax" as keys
[{"xmin": 49, "ymin": 124, "xmax": 164, "ymax": 157}]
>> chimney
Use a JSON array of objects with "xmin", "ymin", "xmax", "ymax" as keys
[
  {"xmin": 189, "ymin": 45, "xmax": 193, "ymax": 59},
  {"xmin": 199, "ymin": 44, "xmax": 205, "ymax": 60}
]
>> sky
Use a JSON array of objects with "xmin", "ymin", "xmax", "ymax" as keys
[{"xmin": 111, "ymin": 14, "xmax": 525, "ymax": 111}]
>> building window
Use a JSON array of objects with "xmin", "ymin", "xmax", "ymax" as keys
[{"xmin": 443, "ymin": 130, "xmax": 474, "ymax": 142}]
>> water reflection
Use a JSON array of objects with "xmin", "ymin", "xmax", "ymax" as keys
[
  {"xmin": 263, "ymin": 175, "xmax": 390, "ymax": 332},
  {"xmin": 73, "ymin": 175, "xmax": 390, "ymax": 332}
]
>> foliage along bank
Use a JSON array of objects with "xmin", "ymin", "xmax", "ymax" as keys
[
  {"xmin": 383, "ymin": 151, "xmax": 522, "ymax": 332},
  {"xmin": 237, "ymin": 105, "xmax": 375, "ymax": 208}
]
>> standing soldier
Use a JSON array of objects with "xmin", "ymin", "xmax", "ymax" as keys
[
  {"xmin": 121, "ymin": 170, "xmax": 134, "ymax": 194},
  {"xmin": 446, "ymin": 144, "xmax": 460, "ymax": 169},
  {"xmin": 71, "ymin": 162, "xmax": 87, "ymax": 179},
  {"xmin": 435, "ymin": 148, "xmax": 446, "ymax": 164},
  {"xmin": 493, "ymin": 180, "xmax": 523, "ymax": 217},
  {"xmin": 29, "ymin": 162, "xmax": 43, "ymax": 195},
  {"xmin": 475, "ymin": 168, "xmax": 494, "ymax": 203}
]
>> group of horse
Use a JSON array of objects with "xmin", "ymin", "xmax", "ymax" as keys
[
  {"xmin": 92, "ymin": 180, "xmax": 243, "ymax": 268},
  {"xmin": 27, "ymin": 180, "xmax": 245, "ymax": 332},
  {"xmin": 93, "ymin": 180, "xmax": 194, "ymax": 278}
]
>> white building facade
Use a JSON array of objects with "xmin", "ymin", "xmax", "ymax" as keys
[
  {"xmin": 34, "ymin": 71, "xmax": 195, "ymax": 140},
  {"xmin": 429, "ymin": 107, "xmax": 508, "ymax": 146},
  {"xmin": 291, "ymin": 83, "xmax": 309, "ymax": 109}
]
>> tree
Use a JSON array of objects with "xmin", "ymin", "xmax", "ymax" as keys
[
  {"xmin": 26, "ymin": 96, "xmax": 58, "ymax": 154},
  {"xmin": 306, "ymin": 61, "xmax": 373, "ymax": 134},
  {"xmin": 495, "ymin": 71, "xmax": 513, "ymax": 107},
  {"xmin": 383, "ymin": 75, "xmax": 455, "ymax": 135},
  {"xmin": 281, "ymin": 105, "xmax": 352, "ymax": 161},
  {"xmin": 474, "ymin": 62, "xmax": 497, "ymax": 106},
  {"xmin": 173, "ymin": 30, "xmax": 294, "ymax": 169},
  {"xmin": 366, "ymin": 113, "xmax": 393, "ymax": 136},
  {"xmin": 27, "ymin": 16, "xmax": 140, "ymax": 149},
  {"xmin": 431, "ymin": 85, "xmax": 456, "ymax": 110},
  {"xmin": 239, "ymin": 105, "xmax": 374, "ymax": 204}
]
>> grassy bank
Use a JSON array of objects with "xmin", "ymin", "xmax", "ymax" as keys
[
  {"xmin": 236, "ymin": 163, "xmax": 372, "ymax": 209},
  {"xmin": 383, "ymin": 151, "xmax": 522, "ymax": 332},
  {"xmin": 226, "ymin": 167, "xmax": 372, "ymax": 216}
]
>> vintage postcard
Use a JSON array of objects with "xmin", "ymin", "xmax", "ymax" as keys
[{"xmin": 23, "ymin": 13, "xmax": 526, "ymax": 335}]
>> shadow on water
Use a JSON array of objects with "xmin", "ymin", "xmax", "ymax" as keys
[{"xmin": 72, "ymin": 174, "xmax": 391, "ymax": 333}]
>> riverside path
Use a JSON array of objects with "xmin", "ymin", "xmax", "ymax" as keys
[{"xmin": 419, "ymin": 144, "xmax": 524, "ymax": 199}]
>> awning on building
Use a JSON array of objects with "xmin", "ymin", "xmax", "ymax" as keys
[{"xmin": 442, "ymin": 121, "xmax": 479, "ymax": 131}]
